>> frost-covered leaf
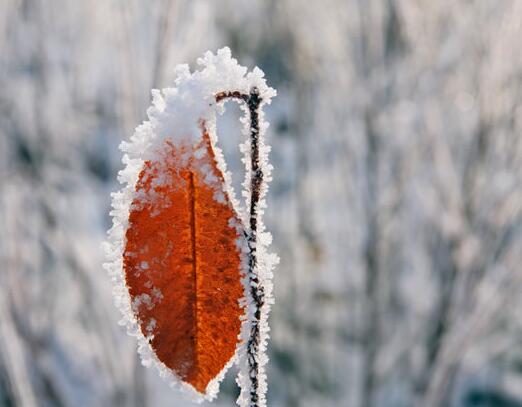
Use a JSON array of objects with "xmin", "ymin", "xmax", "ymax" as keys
[
  {"xmin": 124, "ymin": 131, "xmax": 244, "ymax": 395},
  {"xmin": 105, "ymin": 47, "xmax": 276, "ymax": 405}
]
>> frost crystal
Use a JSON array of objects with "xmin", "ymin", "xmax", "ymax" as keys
[{"xmin": 103, "ymin": 47, "xmax": 276, "ymax": 405}]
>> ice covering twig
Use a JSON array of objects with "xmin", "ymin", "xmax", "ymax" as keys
[{"xmin": 215, "ymin": 88, "xmax": 270, "ymax": 407}]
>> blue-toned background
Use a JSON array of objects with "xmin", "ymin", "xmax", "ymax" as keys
[{"xmin": 2, "ymin": 1, "xmax": 522, "ymax": 406}]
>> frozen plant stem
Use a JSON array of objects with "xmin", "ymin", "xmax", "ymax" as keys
[{"xmin": 215, "ymin": 88, "xmax": 265, "ymax": 407}]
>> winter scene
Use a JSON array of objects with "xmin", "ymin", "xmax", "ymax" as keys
[{"xmin": 1, "ymin": 1, "xmax": 522, "ymax": 407}]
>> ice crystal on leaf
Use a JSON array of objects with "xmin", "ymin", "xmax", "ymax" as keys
[{"xmin": 104, "ymin": 48, "xmax": 276, "ymax": 406}]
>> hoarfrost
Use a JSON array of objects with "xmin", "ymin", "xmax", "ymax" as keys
[{"xmin": 104, "ymin": 47, "xmax": 276, "ymax": 404}]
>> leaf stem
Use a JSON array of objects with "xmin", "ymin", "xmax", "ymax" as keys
[{"xmin": 215, "ymin": 88, "xmax": 265, "ymax": 407}]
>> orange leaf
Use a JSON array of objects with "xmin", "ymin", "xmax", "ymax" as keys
[{"xmin": 123, "ymin": 130, "xmax": 244, "ymax": 393}]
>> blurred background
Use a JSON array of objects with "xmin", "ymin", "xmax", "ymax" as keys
[{"xmin": 2, "ymin": 1, "xmax": 522, "ymax": 406}]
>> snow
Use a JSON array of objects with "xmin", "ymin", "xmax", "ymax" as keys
[{"xmin": 104, "ymin": 47, "xmax": 276, "ymax": 404}]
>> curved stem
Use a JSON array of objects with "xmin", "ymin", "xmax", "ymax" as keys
[{"xmin": 215, "ymin": 88, "xmax": 265, "ymax": 407}]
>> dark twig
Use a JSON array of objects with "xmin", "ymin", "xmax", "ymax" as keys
[{"xmin": 215, "ymin": 88, "xmax": 265, "ymax": 407}]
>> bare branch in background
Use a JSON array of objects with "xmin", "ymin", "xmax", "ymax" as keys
[{"xmin": 2, "ymin": 0, "xmax": 522, "ymax": 406}]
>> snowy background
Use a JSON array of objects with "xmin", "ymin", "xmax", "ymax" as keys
[{"xmin": 2, "ymin": 1, "xmax": 522, "ymax": 406}]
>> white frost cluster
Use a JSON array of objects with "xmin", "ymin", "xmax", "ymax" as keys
[
  {"xmin": 103, "ymin": 47, "xmax": 276, "ymax": 404},
  {"xmin": 234, "ymin": 98, "xmax": 278, "ymax": 407}
]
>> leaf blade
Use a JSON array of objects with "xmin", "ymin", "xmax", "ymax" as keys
[{"xmin": 123, "ymin": 134, "xmax": 244, "ymax": 393}]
